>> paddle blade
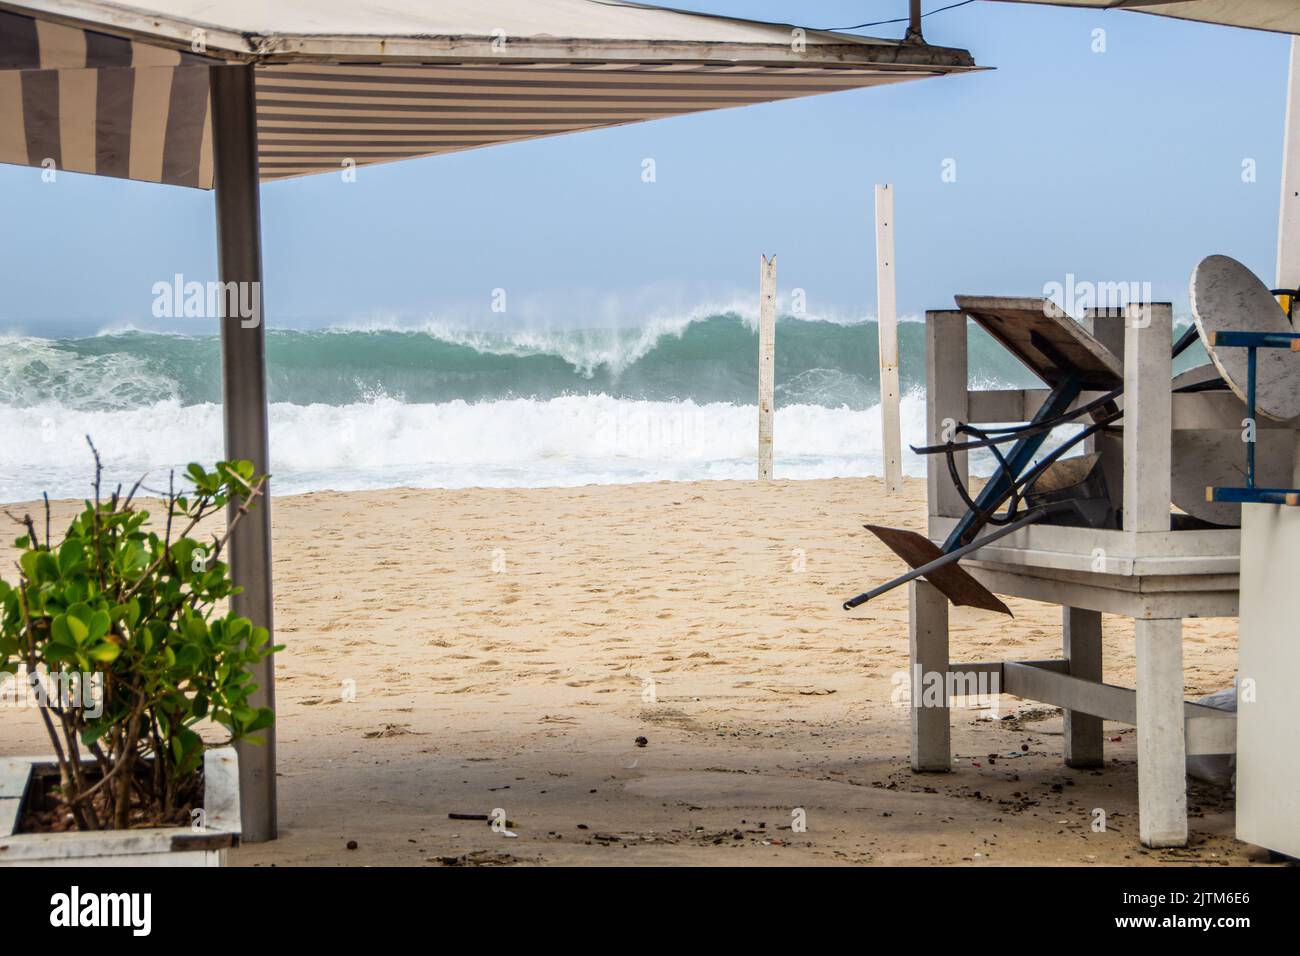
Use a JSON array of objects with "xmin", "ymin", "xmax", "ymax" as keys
[{"xmin": 864, "ymin": 524, "xmax": 1013, "ymax": 617}]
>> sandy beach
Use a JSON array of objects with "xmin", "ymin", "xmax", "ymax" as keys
[{"xmin": 0, "ymin": 477, "xmax": 1246, "ymax": 865}]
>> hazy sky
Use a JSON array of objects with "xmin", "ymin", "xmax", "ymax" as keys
[{"xmin": 0, "ymin": 1, "xmax": 1290, "ymax": 334}]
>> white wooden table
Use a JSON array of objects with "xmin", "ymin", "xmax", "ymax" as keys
[{"xmin": 907, "ymin": 303, "xmax": 1256, "ymax": 847}]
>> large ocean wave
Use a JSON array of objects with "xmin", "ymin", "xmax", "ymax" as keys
[
  {"xmin": 0, "ymin": 313, "xmax": 1045, "ymax": 411},
  {"xmin": 0, "ymin": 312, "xmax": 1204, "ymax": 502}
]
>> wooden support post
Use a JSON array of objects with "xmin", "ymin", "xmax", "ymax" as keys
[
  {"xmin": 1062, "ymin": 606, "xmax": 1104, "ymax": 768},
  {"xmin": 1122, "ymin": 302, "xmax": 1172, "ymax": 536},
  {"xmin": 211, "ymin": 63, "xmax": 277, "ymax": 843},
  {"xmin": 757, "ymin": 254, "xmax": 776, "ymax": 480},
  {"xmin": 876, "ymin": 185, "xmax": 903, "ymax": 494},
  {"xmin": 908, "ymin": 579, "xmax": 951, "ymax": 772},
  {"xmin": 925, "ymin": 310, "xmax": 967, "ymax": 529},
  {"xmin": 1135, "ymin": 617, "xmax": 1188, "ymax": 848}
]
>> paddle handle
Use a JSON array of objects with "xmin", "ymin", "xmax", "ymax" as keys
[{"xmin": 842, "ymin": 506, "xmax": 1056, "ymax": 611}]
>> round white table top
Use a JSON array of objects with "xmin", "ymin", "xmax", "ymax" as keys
[{"xmin": 1191, "ymin": 254, "xmax": 1300, "ymax": 422}]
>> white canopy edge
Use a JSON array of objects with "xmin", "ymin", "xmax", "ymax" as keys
[
  {"xmin": 996, "ymin": 1, "xmax": 1300, "ymax": 37},
  {"xmin": 1, "ymin": 0, "xmax": 976, "ymax": 67}
]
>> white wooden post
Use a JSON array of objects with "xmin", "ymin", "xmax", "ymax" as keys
[
  {"xmin": 1277, "ymin": 36, "xmax": 1300, "ymax": 292},
  {"xmin": 757, "ymin": 254, "xmax": 777, "ymax": 480},
  {"xmin": 924, "ymin": 310, "xmax": 967, "ymax": 526},
  {"xmin": 1123, "ymin": 301, "xmax": 1186, "ymax": 847},
  {"xmin": 1062, "ymin": 606, "xmax": 1104, "ymax": 768},
  {"xmin": 1136, "ymin": 617, "xmax": 1188, "ymax": 847},
  {"xmin": 908, "ymin": 579, "xmax": 951, "ymax": 772},
  {"xmin": 876, "ymin": 184, "xmax": 903, "ymax": 494},
  {"xmin": 1123, "ymin": 302, "xmax": 1172, "ymax": 536}
]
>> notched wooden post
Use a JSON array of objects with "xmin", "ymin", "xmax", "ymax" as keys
[
  {"xmin": 876, "ymin": 184, "xmax": 903, "ymax": 494},
  {"xmin": 758, "ymin": 254, "xmax": 777, "ymax": 480}
]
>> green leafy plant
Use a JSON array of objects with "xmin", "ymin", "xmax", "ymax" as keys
[{"xmin": 0, "ymin": 440, "xmax": 279, "ymax": 830}]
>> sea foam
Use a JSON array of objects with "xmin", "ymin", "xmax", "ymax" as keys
[{"xmin": 0, "ymin": 393, "xmax": 932, "ymax": 502}]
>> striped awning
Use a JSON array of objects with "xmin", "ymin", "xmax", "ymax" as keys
[
  {"xmin": 0, "ymin": 11, "xmax": 218, "ymax": 185},
  {"xmin": 0, "ymin": 1, "xmax": 979, "ymax": 189}
]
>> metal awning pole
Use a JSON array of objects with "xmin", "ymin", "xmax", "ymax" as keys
[
  {"xmin": 906, "ymin": 0, "xmax": 923, "ymax": 43},
  {"xmin": 210, "ymin": 62, "xmax": 277, "ymax": 843}
]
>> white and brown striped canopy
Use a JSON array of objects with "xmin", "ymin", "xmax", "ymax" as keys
[{"xmin": 0, "ymin": 0, "xmax": 978, "ymax": 189}]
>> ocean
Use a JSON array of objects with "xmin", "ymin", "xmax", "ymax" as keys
[{"xmin": 0, "ymin": 312, "xmax": 1205, "ymax": 503}]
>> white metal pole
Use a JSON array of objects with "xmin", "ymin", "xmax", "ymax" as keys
[
  {"xmin": 758, "ymin": 254, "xmax": 777, "ymax": 479},
  {"xmin": 876, "ymin": 184, "xmax": 903, "ymax": 494}
]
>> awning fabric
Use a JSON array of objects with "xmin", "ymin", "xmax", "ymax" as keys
[
  {"xmin": 996, "ymin": 1, "xmax": 1300, "ymax": 36},
  {"xmin": 0, "ymin": 1, "xmax": 979, "ymax": 188}
]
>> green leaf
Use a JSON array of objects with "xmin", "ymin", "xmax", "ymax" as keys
[
  {"xmin": 88, "ymin": 609, "xmax": 110, "ymax": 642},
  {"xmin": 50, "ymin": 615, "xmax": 74, "ymax": 647},
  {"xmin": 57, "ymin": 539, "xmax": 85, "ymax": 576},
  {"xmin": 65, "ymin": 613, "xmax": 89, "ymax": 644},
  {"xmin": 35, "ymin": 552, "xmax": 59, "ymax": 582},
  {"xmin": 244, "ymin": 707, "xmax": 275, "ymax": 733},
  {"xmin": 173, "ymin": 644, "xmax": 201, "ymax": 671},
  {"xmin": 44, "ymin": 644, "xmax": 75, "ymax": 665},
  {"xmin": 87, "ymin": 642, "xmax": 121, "ymax": 663},
  {"xmin": 19, "ymin": 551, "xmax": 40, "ymax": 582}
]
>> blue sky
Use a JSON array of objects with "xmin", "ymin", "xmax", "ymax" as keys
[{"xmin": 0, "ymin": 1, "xmax": 1290, "ymax": 334}]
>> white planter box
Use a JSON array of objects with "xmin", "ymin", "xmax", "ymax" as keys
[{"xmin": 0, "ymin": 747, "xmax": 240, "ymax": 867}]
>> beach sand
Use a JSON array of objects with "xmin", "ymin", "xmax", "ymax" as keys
[{"xmin": 0, "ymin": 478, "xmax": 1247, "ymax": 865}]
